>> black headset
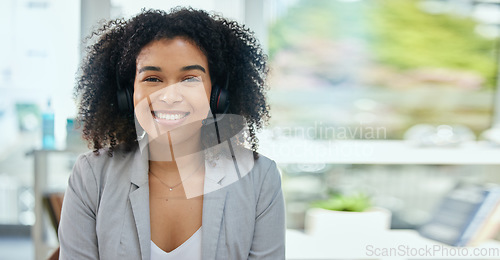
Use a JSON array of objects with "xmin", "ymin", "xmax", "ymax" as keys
[
  {"xmin": 116, "ymin": 71, "xmax": 230, "ymax": 116},
  {"xmin": 208, "ymin": 74, "xmax": 230, "ymax": 115}
]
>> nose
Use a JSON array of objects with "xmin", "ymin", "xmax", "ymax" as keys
[{"xmin": 158, "ymin": 83, "xmax": 183, "ymax": 104}]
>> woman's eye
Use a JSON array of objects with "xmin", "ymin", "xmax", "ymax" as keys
[
  {"xmin": 182, "ymin": 76, "xmax": 201, "ymax": 83},
  {"xmin": 144, "ymin": 77, "xmax": 161, "ymax": 82}
]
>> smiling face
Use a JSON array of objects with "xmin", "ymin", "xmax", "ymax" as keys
[{"xmin": 133, "ymin": 37, "xmax": 212, "ymax": 147}]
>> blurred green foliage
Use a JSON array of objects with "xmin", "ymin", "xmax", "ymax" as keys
[
  {"xmin": 311, "ymin": 192, "xmax": 371, "ymax": 212},
  {"xmin": 368, "ymin": 0, "xmax": 497, "ymax": 88},
  {"xmin": 268, "ymin": 0, "xmax": 498, "ymax": 88}
]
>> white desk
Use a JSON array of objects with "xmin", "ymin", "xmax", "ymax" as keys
[{"xmin": 286, "ymin": 229, "xmax": 500, "ymax": 259}]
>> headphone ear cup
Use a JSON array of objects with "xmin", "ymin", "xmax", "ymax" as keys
[
  {"xmin": 210, "ymin": 84, "xmax": 220, "ymax": 114},
  {"xmin": 210, "ymin": 84, "xmax": 229, "ymax": 114},
  {"xmin": 217, "ymin": 88, "xmax": 229, "ymax": 114},
  {"xmin": 117, "ymin": 87, "xmax": 134, "ymax": 113}
]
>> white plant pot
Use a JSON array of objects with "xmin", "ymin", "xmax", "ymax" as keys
[{"xmin": 305, "ymin": 207, "xmax": 392, "ymax": 238}]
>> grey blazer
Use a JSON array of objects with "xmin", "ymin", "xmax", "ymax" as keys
[{"xmin": 58, "ymin": 143, "xmax": 286, "ymax": 260}]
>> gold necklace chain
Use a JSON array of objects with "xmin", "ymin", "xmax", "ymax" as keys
[{"xmin": 149, "ymin": 162, "xmax": 204, "ymax": 191}]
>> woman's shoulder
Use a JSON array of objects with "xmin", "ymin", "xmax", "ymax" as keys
[
  {"xmin": 253, "ymin": 152, "xmax": 279, "ymax": 176},
  {"xmin": 233, "ymin": 146, "xmax": 281, "ymax": 185},
  {"xmin": 78, "ymin": 144, "xmax": 139, "ymax": 167},
  {"xmin": 253, "ymin": 152, "xmax": 282, "ymax": 187},
  {"xmin": 206, "ymin": 143, "xmax": 281, "ymax": 190},
  {"xmin": 220, "ymin": 144, "xmax": 277, "ymax": 174},
  {"xmin": 72, "ymin": 144, "xmax": 142, "ymax": 187}
]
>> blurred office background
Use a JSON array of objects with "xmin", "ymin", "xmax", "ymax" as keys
[{"xmin": 1, "ymin": 0, "xmax": 500, "ymax": 259}]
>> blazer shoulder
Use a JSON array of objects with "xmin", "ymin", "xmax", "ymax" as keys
[
  {"xmin": 227, "ymin": 145, "xmax": 278, "ymax": 180},
  {"xmin": 250, "ymin": 152, "xmax": 281, "ymax": 187},
  {"xmin": 75, "ymin": 145, "xmax": 139, "ymax": 186},
  {"xmin": 254, "ymin": 152, "xmax": 279, "ymax": 174},
  {"xmin": 80, "ymin": 145, "xmax": 136, "ymax": 168}
]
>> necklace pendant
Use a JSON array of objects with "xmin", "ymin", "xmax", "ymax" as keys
[{"xmin": 169, "ymin": 188, "xmax": 173, "ymax": 191}]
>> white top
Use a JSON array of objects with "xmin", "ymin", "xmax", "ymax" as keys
[{"xmin": 150, "ymin": 226, "xmax": 202, "ymax": 260}]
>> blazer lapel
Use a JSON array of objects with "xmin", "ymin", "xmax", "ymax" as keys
[
  {"xmin": 128, "ymin": 146, "xmax": 151, "ymax": 260},
  {"xmin": 202, "ymin": 157, "xmax": 229, "ymax": 260}
]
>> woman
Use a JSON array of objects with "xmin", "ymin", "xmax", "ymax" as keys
[{"xmin": 58, "ymin": 8, "xmax": 285, "ymax": 260}]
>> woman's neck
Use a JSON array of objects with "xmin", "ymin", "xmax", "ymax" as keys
[{"xmin": 147, "ymin": 131, "xmax": 204, "ymax": 177}]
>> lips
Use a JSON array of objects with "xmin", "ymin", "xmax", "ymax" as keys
[
  {"xmin": 151, "ymin": 110, "xmax": 190, "ymax": 126},
  {"xmin": 153, "ymin": 111, "xmax": 189, "ymax": 120}
]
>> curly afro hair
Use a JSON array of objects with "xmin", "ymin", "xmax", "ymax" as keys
[{"xmin": 75, "ymin": 7, "xmax": 270, "ymax": 157}]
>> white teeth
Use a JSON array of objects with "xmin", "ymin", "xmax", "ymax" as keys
[{"xmin": 154, "ymin": 112, "xmax": 188, "ymax": 120}]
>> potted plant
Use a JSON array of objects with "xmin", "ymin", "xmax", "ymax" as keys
[{"xmin": 305, "ymin": 192, "xmax": 392, "ymax": 238}]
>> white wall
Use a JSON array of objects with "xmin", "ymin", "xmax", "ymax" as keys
[
  {"xmin": 112, "ymin": 0, "xmax": 245, "ymax": 22},
  {"xmin": 0, "ymin": 0, "xmax": 81, "ymax": 148}
]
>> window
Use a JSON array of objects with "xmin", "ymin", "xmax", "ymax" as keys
[
  {"xmin": 265, "ymin": 0, "xmax": 500, "ymax": 232},
  {"xmin": 267, "ymin": 0, "xmax": 499, "ymax": 141}
]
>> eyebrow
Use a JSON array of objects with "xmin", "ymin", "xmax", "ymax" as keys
[
  {"xmin": 181, "ymin": 65, "xmax": 206, "ymax": 73},
  {"xmin": 138, "ymin": 66, "xmax": 161, "ymax": 73},
  {"xmin": 138, "ymin": 64, "xmax": 206, "ymax": 74}
]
